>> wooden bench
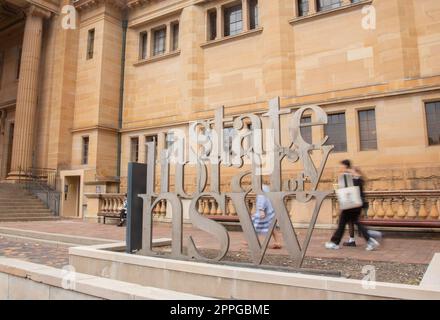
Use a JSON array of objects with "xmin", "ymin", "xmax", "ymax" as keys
[{"xmin": 98, "ymin": 211, "xmax": 122, "ymax": 225}]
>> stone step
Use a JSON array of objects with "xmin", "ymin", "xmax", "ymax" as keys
[
  {"xmin": 0, "ymin": 207, "xmax": 50, "ymax": 213},
  {"xmin": 0, "ymin": 184, "xmax": 55, "ymax": 222},
  {"xmin": 0, "ymin": 213, "xmax": 54, "ymax": 217},
  {"xmin": 0, "ymin": 199, "xmax": 43, "ymax": 203},
  {"xmin": 0, "ymin": 216, "xmax": 58, "ymax": 222},
  {"xmin": 0, "ymin": 204, "xmax": 47, "ymax": 208},
  {"xmin": 0, "ymin": 205, "xmax": 48, "ymax": 213},
  {"xmin": 0, "ymin": 196, "xmax": 39, "ymax": 201}
]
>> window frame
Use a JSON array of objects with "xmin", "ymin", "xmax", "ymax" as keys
[
  {"xmin": 224, "ymin": 2, "xmax": 243, "ymax": 37},
  {"xmin": 171, "ymin": 22, "xmax": 180, "ymax": 51},
  {"xmin": 425, "ymin": 101, "xmax": 440, "ymax": 147},
  {"xmin": 139, "ymin": 31, "xmax": 148, "ymax": 60},
  {"xmin": 317, "ymin": 0, "xmax": 342, "ymax": 12},
  {"xmin": 358, "ymin": 108, "xmax": 378, "ymax": 151},
  {"xmin": 300, "ymin": 115, "xmax": 313, "ymax": 145},
  {"xmin": 144, "ymin": 135, "xmax": 158, "ymax": 164},
  {"xmin": 152, "ymin": 27, "xmax": 167, "ymax": 56},
  {"xmin": 297, "ymin": 0, "xmax": 309, "ymax": 16},
  {"xmin": 249, "ymin": 0, "xmax": 259, "ymax": 30},
  {"xmin": 324, "ymin": 112, "xmax": 348, "ymax": 153},
  {"xmin": 207, "ymin": 9, "xmax": 218, "ymax": 41},
  {"xmin": 81, "ymin": 136, "xmax": 90, "ymax": 165},
  {"xmin": 87, "ymin": 28, "xmax": 95, "ymax": 60},
  {"xmin": 130, "ymin": 136, "xmax": 140, "ymax": 163}
]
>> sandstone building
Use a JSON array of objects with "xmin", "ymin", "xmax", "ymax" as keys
[{"xmin": 0, "ymin": 0, "xmax": 439, "ymax": 225}]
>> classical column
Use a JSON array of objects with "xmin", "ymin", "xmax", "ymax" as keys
[{"xmin": 8, "ymin": 5, "xmax": 50, "ymax": 178}]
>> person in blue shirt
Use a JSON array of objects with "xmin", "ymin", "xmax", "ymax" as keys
[{"xmin": 251, "ymin": 184, "xmax": 282, "ymax": 249}]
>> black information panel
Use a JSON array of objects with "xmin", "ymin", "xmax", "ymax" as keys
[{"xmin": 126, "ymin": 162, "xmax": 147, "ymax": 253}]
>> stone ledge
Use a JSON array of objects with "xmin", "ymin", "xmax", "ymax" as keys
[
  {"xmin": 133, "ymin": 50, "xmax": 181, "ymax": 66},
  {"xmin": 0, "ymin": 257, "xmax": 210, "ymax": 300},
  {"xmin": 69, "ymin": 243, "xmax": 440, "ymax": 300}
]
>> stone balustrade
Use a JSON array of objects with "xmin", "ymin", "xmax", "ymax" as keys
[
  {"xmin": 87, "ymin": 190, "xmax": 440, "ymax": 227},
  {"xmin": 98, "ymin": 194, "xmax": 125, "ymax": 215},
  {"xmin": 359, "ymin": 191, "xmax": 440, "ymax": 222}
]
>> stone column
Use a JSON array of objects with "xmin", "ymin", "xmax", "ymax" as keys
[{"xmin": 8, "ymin": 5, "xmax": 50, "ymax": 178}]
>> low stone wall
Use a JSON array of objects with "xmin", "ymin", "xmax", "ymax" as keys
[
  {"xmin": 0, "ymin": 257, "xmax": 210, "ymax": 300},
  {"xmin": 69, "ymin": 243, "xmax": 440, "ymax": 300}
]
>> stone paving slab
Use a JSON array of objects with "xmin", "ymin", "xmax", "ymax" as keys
[{"xmin": 0, "ymin": 219, "xmax": 439, "ymax": 265}]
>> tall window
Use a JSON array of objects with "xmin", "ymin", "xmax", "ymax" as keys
[
  {"xmin": 249, "ymin": 0, "xmax": 259, "ymax": 30},
  {"xmin": 153, "ymin": 28, "xmax": 166, "ymax": 56},
  {"xmin": 87, "ymin": 29, "xmax": 95, "ymax": 60},
  {"xmin": 139, "ymin": 31, "xmax": 148, "ymax": 60},
  {"xmin": 16, "ymin": 47, "xmax": 22, "ymax": 79},
  {"xmin": 82, "ymin": 136, "xmax": 89, "ymax": 165},
  {"xmin": 165, "ymin": 132, "xmax": 176, "ymax": 161},
  {"xmin": 317, "ymin": 0, "xmax": 341, "ymax": 11},
  {"xmin": 426, "ymin": 101, "xmax": 440, "ymax": 146},
  {"xmin": 0, "ymin": 51, "xmax": 4, "ymax": 89},
  {"xmin": 172, "ymin": 23, "xmax": 179, "ymax": 51},
  {"xmin": 298, "ymin": 0, "xmax": 309, "ymax": 16},
  {"xmin": 223, "ymin": 126, "xmax": 236, "ymax": 163},
  {"xmin": 300, "ymin": 116, "xmax": 312, "ymax": 145},
  {"xmin": 358, "ymin": 109, "xmax": 377, "ymax": 151},
  {"xmin": 130, "ymin": 137, "xmax": 139, "ymax": 162},
  {"xmin": 224, "ymin": 4, "xmax": 243, "ymax": 37},
  {"xmin": 208, "ymin": 9, "xmax": 217, "ymax": 40},
  {"xmin": 324, "ymin": 113, "xmax": 347, "ymax": 152},
  {"xmin": 144, "ymin": 135, "xmax": 158, "ymax": 163}
]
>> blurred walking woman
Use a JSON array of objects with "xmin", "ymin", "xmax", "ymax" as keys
[
  {"xmin": 252, "ymin": 184, "xmax": 282, "ymax": 249},
  {"xmin": 325, "ymin": 160, "xmax": 380, "ymax": 251}
]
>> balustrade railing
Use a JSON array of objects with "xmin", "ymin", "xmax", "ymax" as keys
[
  {"xmin": 95, "ymin": 190, "xmax": 440, "ymax": 227},
  {"xmin": 97, "ymin": 194, "xmax": 125, "ymax": 216}
]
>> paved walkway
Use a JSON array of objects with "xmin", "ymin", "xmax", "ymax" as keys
[
  {"xmin": 0, "ymin": 235, "xmax": 69, "ymax": 268},
  {"xmin": 0, "ymin": 219, "xmax": 439, "ymax": 265}
]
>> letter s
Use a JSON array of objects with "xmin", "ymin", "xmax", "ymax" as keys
[{"xmin": 187, "ymin": 193, "xmax": 230, "ymax": 260}]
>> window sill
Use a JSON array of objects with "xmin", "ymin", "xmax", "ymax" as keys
[
  {"xmin": 290, "ymin": 0, "xmax": 373, "ymax": 25},
  {"xmin": 133, "ymin": 50, "xmax": 181, "ymax": 66},
  {"xmin": 201, "ymin": 27, "xmax": 263, "ymax": 48}
]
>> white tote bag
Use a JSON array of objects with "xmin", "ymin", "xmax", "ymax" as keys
[{"xmin": 336, "ymin": 174, "xmax": 363, "ymax": 211}]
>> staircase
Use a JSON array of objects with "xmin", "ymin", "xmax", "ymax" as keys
[{"xmin": 0, "ymin": 183, "xmax": 58, "ymax": 222}]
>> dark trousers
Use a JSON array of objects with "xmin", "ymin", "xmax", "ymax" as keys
[{"xmin": 331, "ymin": 208, "xmax": 370, "ymax": 245}]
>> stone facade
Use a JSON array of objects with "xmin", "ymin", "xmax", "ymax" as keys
[{"xmin": 0, "ymin": 0, "xmax": 439, "ymax": 219}]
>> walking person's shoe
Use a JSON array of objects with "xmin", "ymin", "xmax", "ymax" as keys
[
  {"xmin": 366, "ymin": 238, "xmax": 380, "ymax": 251},
  {"xmin": 325, "ymin": 242, "xmax": 340, "ymax": 250},
  {"xmin": 343, "ymin": 237, "xmax": 356, "ymax": 247}
]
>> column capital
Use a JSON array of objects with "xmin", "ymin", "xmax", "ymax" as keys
[{"xmin": 25, "ymin": 4, "xmax": 52, "ymax": 19}]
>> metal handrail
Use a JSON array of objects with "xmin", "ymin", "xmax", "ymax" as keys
[{"xmin": 17, "ymin": 166, "xmax": 61, "ymax": 216}]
